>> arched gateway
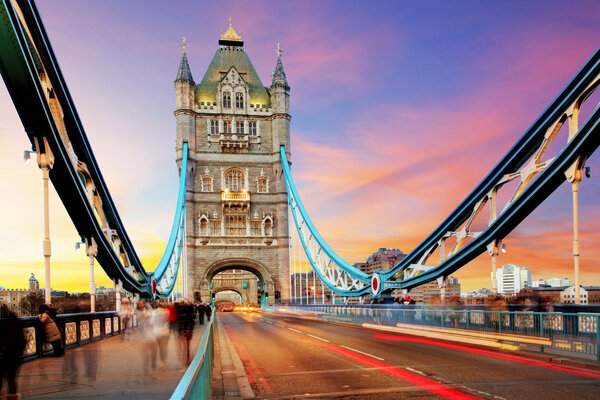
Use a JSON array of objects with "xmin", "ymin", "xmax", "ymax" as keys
[{"xmin": 174, "ymin": 21, "xmax": 291, "ymax": 305}]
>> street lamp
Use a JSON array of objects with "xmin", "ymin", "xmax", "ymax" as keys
[{"xmin": 27, "ymin": 138, "xmax": 54, "ymax": 304}]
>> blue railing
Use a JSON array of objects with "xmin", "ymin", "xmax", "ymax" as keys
[
  {"xmin": 170, "ymin": 310, "xmax": 215, "ymax": 400},
  {"xmin": 268, "ymin": 305, "xmax": 600, "ymax": 360}
]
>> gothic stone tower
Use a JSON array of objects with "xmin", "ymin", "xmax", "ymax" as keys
[{"xmin": 174, "ymin": 21, "xmax": 291, "ymax": 305}]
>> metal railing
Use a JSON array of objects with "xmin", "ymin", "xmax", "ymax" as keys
[
  {"xmin": 0, "ymin": 311, "xmax": 137, "ymax": 361},
  {"xmin": 269, "ymin": 305, "xmax": 600, "ymax": 359},
  {"xmin": 170, "ymin": 310, "xmax": 215, "ymax": 400}
]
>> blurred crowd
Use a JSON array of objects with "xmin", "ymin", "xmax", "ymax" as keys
[{"xmin": 0, "ymin": 298, "xmax": 213, "ymax": 398}]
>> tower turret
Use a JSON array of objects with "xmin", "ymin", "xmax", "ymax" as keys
[
  {"xmin": 175, "ymin": 37, "xmax": 196, "ymax": 150},
  {"xmin": 269, "ymin": 43, "xmax": 291, "ymax": 153}
]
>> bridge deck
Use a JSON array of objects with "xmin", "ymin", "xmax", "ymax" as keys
[{"xmin": 16, "ymin": 324, "xmax": 207, "ymax": 399}]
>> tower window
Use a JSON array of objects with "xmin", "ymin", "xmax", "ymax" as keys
[
  {"xmin": 225, "ymin": 168, "xmax": 245, "ymax": 192},
  {"xmin": 210, "ymin": 220, "xmax": 221, "ymax": 236},
  {"xmin": 235, "ymin": 92, "xmax": 244, "ymax": 108},
  {"xmin": 235, "ymin": 121, "xmax": 244, "ymax": 134},
  {"xmin": 225, "ymin": 215, "xmax": 246, "ymax": 236},
  {"xmin": 257, "ymin": 177, "xmax": 268, "ymax": 193},
  {"xmin": 248, "ymin": 121, "xmax": 257, "ymax": 135},
  {"xmin": 201, "ymin": 175, "xmax": 213, "ymax": 192},
  {"xmin": 223, "ymin": 120, "xmax": 232, "ymax": 134},
  {"xmin": 251, "ymin": 221, "xmax": 261, "ymax": 236},
  {"xmin": 223, "ymin": 92, "xmax": 231, "ymax": 108},
  {"xmin": 210, "ymin": 120, "xmax": 219, "ymax": 135}
]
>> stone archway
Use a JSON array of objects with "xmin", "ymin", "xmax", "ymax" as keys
[
  {"xmin": 199, "ymin": 258, "xmax": 276, "ymax": 305},
  {"xmin": 212, "ymin": 286, "xmax": 248, "ymax": 304}
]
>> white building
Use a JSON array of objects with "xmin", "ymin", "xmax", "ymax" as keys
[
  {"xmin": 533, "ymin": 277, "xmax": 572, "ymax": 288},
  {"xmin": 495, "ymin": 264, "xmax": 531, "ymax": 296}
]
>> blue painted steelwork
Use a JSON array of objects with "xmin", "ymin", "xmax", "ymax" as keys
[
  {"xmin": 0, "ymin": 0, "xmax": 187, "ymax": 298},
  {"xmin": 281, "ymin": 146, "xmax": 371, "ymax": 296},
  {"xmin": 170, "ymin": 310, "xmax": 214, "ymax": 400},
  {"xmin": 378, "ymin": 47, "xmax": 600, "ymax": 291},
  {"xmin": 281, "ymin": 47, "xmax": 600, "ymax": 296},
  {"xmin": 152, "ymin": 143, "xmax": 188, "ymax": 298}
]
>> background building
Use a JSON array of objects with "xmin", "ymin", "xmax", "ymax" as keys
[
  {"xmin": 532, "ymin": 277, "xmax": 572, "ymax": 287},
  {"xmin": 561, "ymin": 285, "xmax": 600, "ymax": 304},
  {"xmin": 28, "ymin": 273, "xmax": 39, "ymax": 292},
  {"xmin": 410, "ymin": 276, "xmax": 460, "ymax": 303},
  {"xmin": 496, "ymin": 264, "xmax": 531, "ymax": 296}
]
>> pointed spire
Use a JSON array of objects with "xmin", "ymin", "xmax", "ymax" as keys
[
  {"xmin": 271, "ymin": 42, "xmax": 289, "ymax": 90},
  {"xmin": 175, "ymin": 37, "xmax": 194, "ymax": 83}
]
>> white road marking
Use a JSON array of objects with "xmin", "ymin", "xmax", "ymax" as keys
[
  {"xmin": 275, "ymin": 323, "xmax": 285, "ymax": 327},
  {"xmin": 405, "ymin": 367, "xmax": 426, "ymax": 375},
  {"xmin": 288, "ymin": 327, "xmax": 303, "ymax": 333},
  {"xmin": 307, "ymin": 334, "xmax": 330, "ymax": 343},
  {"xmin": 340, "ymin": 345, "xmax": 384, "ymax": 361}
]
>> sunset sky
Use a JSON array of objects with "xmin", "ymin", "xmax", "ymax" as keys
[{"xmin": 0, "ymin": 0, "xmax": 599, "ymax": 293}]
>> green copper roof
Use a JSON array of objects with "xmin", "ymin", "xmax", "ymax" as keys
[{"xmin": 196, "ymin": 46, "xmax": 270, "ymax": 107}]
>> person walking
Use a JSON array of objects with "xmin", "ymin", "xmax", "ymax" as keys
[
  {"xmin": 38, "ymin": 304, "xmax": 63, "ymax": 357},
  {"xmin": 174, "ymin": 300, "xmax": 195, "ymax": 367},
  {"xmin": 0, "ymin": 311, "xmax": 25, "ymax": 399}
]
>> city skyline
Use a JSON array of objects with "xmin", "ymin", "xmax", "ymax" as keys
[{"xmin": 1, "ymin": 0, "xmax": 599, "ymax": 293}]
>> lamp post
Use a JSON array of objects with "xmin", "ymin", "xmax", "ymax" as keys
[
  {"xmin": 27, "ymin": 138, "xmax": 55, "ymax": 304},
  {"xmin": 86, "ymin": 237, "xmax": 98, "ymax": 312}
]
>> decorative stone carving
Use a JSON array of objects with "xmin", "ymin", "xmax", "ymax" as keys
[
  {"xmin": 93, "ymin": 319, "xmax": 101, "ymax": 337},
  {"xmin": 105, "ymin": 317, "xmax": 112, "ymax": 335},
  {"xmin": 65, "ymin": 322, "xmax": 77, "ymax": 345},
  {"xmin": 80, "ymin": 320, "xmax": 90, "ymax": 341},
  {"xmin": 23, "ymin": 327, "xmax": 36, "ymax": 355}
]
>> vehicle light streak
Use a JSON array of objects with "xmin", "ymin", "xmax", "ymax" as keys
[
  {"xmin": 302, "ymin": 338, "xmax": 481, "ymax": 400},
  {"xmin": 374, "ymin": 334, "xmax": 600, "ymax": 380}
]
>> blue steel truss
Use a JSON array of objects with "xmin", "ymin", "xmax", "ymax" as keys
[
  {"xmin": 283, "ymin": 46, "xmax": 600, "ymax": 297},
  {"xmin": 281, "ymin": 146, "xmax": 371, "ymax": 296},
  {"xmin": 0, "ymin": 0, "xmax": 187, "ymax": 298}
]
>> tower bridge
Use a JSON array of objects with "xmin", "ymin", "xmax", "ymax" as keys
[
  {"xmin": 175, "ymin": 21, "xmax": 291, "ymax": 305},
  {"xmin": 1, "ymin": 1, "xmax": 600, "ymax": 399}
]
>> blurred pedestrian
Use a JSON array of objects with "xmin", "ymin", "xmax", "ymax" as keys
[
  {"xmin": 155, "ymin": 303, "xmax": 170, "ymax": 371},
  {"xmin": 119, "ymin": 298, "xmax": 133, "ymax": 340},
  {"xmin": 0, "ymin": 311, "xmax": 25, "ymax": 399},
  {"xmin": 196, "ymin": 301, "xmax": 205, "ymax": 325},
  {"xmin": 204, "ymin": 303, "xmax": 212, "ymax": 321},
  {"xmin": 38, "ymin": 304, "xmax": 63, "ymax": 357},
  {"xmin": 137, "ymin": 301, "xmax": 158, "ymax": 376},
  {"xmin": 174, "ymin": 300, "xmax": 195, "ymax": 367}
]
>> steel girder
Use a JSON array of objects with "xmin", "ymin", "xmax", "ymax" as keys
[
  {"xmin": 0, "ymin": 0, "xmax": 188, "ymax": 298},
  {"xmin": 280, "ymin": 146, "xmax": 371, "ymax": 297}
]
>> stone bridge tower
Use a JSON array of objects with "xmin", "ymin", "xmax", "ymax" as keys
[{"xmin": 174, "ymin": 21, "xmax": 290, "ymax": 305}]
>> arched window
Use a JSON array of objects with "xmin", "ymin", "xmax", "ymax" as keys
[
  {"xmin": 225, "ymin": 168, "xmax": 245, "ymax": 192},
  {"xmin": 223, "ymin": 92, "xmax": 231, "ymax": 108},
  {"xmin": 235, "ymin": 92, "xmax": 244, "ymax": 108}
]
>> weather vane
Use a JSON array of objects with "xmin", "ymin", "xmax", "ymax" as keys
[{"xmin": 181, "ymin": 37, "xmax": 188, "ymax": 53}]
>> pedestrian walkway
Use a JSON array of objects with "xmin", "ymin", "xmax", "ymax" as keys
[{"xmin": 16, "ymin": 324, "xmax": 207, "ymax": 399}]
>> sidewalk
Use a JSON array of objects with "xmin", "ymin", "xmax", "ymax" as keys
[{"xmin": 16, "ymin": 323, "xmax": 208, "ymax": 399}]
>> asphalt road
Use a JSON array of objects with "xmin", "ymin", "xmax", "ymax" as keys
[{"xmin": 219, "ymin": 311, "xmax": 600, "ymax": 399}]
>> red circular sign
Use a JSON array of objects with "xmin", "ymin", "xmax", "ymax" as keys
[{"xmin": 371, "ymin": 273, "xmax": 380, "ymax": 295}]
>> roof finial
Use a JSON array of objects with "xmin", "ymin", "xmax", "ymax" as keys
[
  {"xmin": 181, "ymin": 37, "xmax": 188, "ymax": 54},
  {"xmin": 276, "ymin": 42, "xmax": 283, "ymax": 58},
  {"xmin": 220, "ymin": 17, "xmax": 242, "ymax": 42}
]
